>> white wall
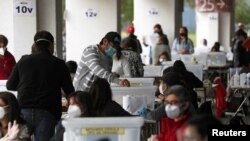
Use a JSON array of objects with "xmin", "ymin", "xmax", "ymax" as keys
[
  {"xmin": 0, "ymin": 0, "xmax": 36, "ymax": 61},
  {"xmin": 134, "ymin": 0, "xmax": 181, "ymax": 44},
  {"xmin": 196, "ymin": 13, "xmax": 219, "ymax": 49},
  {"xmin": 134, "ymin": 0, "xmax": 182, "ymax": 64},
  {"xmin": 65, "ymin": 0, "xmax": 118, "ymax": 62}
]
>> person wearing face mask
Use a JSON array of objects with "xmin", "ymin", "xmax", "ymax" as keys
[
  {"xmin": 148, "ymin": 85, "xmax": 192, "ymax": 141},
  {"xmin": 172, "ymin": 27, "xmax": 194, "ymax": 55},
  {"xmin": 155, "ymin": 52, "xmax": 170, "ymax": 66},
  {"xmin": 7, "ymin": 31, "xmax": 74, "ymax": 141},
  {"xmin": 153, "ymin": 35, "xmax": 171, "ymax": 65},
  {"xmin": 0, "ymin": 34, "xmax": 16, "ymax": 80},
  {"xmin": 51, "ymin": 91, "xmax": 93, "ymax": 141},
  {"xmin": 142, "ymin": 24, "xmax": 169, "ymax": 64},
  {"xmin": 73, "ymin": 32, "xmax": 130, "ymax": 92},
  {"xmin": 145, "ymin": 72, "xmax": 184, "ymax": 121},
  {"xmin": 0, "ymin": 92, "xmax": 30, "ymax": 141}
]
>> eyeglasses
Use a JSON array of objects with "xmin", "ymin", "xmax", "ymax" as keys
[{"xmin": 164, "ymin": 100, "xmax": 180, "ymax": 105}]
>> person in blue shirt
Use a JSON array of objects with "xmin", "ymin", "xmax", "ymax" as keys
[{"xmin": 172, "ymin": 27, "xmax": 194, "ymax": 54}]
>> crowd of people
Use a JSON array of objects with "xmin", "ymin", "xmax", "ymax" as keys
[{"xmin": 0, "ymin": 22, "xmax": 249, "ymax": 141}]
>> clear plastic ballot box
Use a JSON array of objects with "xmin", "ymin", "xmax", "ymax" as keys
[
  {"xmin": 111, "ymin": 86, "xmax": 156, "ymax": 111},
  {"xmin": 62, "ymin": 117, "xmax": 144, "ymax": 141}
]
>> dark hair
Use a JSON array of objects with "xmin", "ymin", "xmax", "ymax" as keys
[
  {"xmin": 121, "ymin": 38, "xmax": 138, "ymax": 52},
  {"xmin": 211, "ymin": 42, "xmax": 220, "ymax": 52},
  {"xmin": 0, "ymin": 92, "xmax": 25, "ymax": 124},
  {"xmin": 162, "ymin": 66, "xmax": 174, "ymax": 76},
  {"xmin": 0, "ymin": 35, "xmax": 8, "ymax": 47},
  {"xmin": 156, "ymin": 52, "xmax": 170, "ymax": 65},
  {"xmin": 66, "ymin": 61, "xmax": 78, "ymax": 73},
  {"xmin": 173, "ymin": 60, "xmax": 187, "ymax": 72},
  {"xmin": 114, "ymin": 44, "xmax": 122, "ymax": 60},
  {"xmin": 68, "ymin": 91, "xmax": 93, "ymax": 117},
  {"xmin": 185, "ymin": 114, "xmax": 222, "ymax": 140},
  {"xmin": 154, "ymin": 24, "xmax": 164, "ymax": 35},
  {"xmin": 34, "ymin": 30, "xmax": 54, "ymax": 50},
  {"xmin": 165, "ymin": 85, "xmax": 190, "ymax": 103},
  {"xmin": 89, "ymin": 78, "xmax": 112, "ymax": 116},
  {"xmin": 178, "ymin": 26, "xmax": 189, "ymax": 44},
  {"xmin": 99, "ymin": 38, "xmax": 122, "ymax": 60},
  {"xmin": 236, "ymin": 29, "xmax": 248, "ymax": 39}
]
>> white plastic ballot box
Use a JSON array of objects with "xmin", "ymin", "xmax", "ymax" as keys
[{"xmin": 62, "ymin": 117, "xmax": 144, "ymax": 141}]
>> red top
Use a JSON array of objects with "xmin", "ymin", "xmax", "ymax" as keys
[
  {"xmin": 157, "ymin": 113, "xmax": 190, "ymax": 141},
  {"xmin": 0, "ymin": 51, "xmax": 16, "ymax": 80}
]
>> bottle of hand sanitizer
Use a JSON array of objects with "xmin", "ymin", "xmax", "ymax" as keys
[{"xmin": 234, "ymin": 70, "xmax": 240, "ymax": 87}]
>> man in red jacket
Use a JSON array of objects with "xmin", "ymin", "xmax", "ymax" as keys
[{"xmin": 0, "ymin": 34, "xmax": 16, "ymax": 80}]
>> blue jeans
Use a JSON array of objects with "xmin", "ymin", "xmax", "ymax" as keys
[{"xmin": 21, "ymin": 108, "xmax": 57, "ymax": 141}]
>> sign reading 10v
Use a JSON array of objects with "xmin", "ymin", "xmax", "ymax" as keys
[{"xmin": 15, "ymin": 2, "xmax": 35, "ymax": 15}]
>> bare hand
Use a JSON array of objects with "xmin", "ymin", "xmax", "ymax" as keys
[
  {"xmin": 5, "ymin": 120, "xmax": 20, "ymax": 140},
  {"xmin": 148, "ymin": 135, "xmax": 158, "ymax": 141}
]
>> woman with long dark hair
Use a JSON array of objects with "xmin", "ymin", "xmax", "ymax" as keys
[
  {"xmin": 0, "ymin": 92, "xmax": 29, "ymax": 140},
  {"xmin": 172, "ymin": 27, "xmax": 194, "ymax": 54},
  {"xmin": 89, "ymin": 78, "xmax": 131, "ymax": 117}
]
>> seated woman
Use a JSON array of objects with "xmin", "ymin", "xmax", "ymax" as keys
[
  {"xmin": 89, "ymin": 78, "xmax": 131, "ymax": 117},
  {"xmin": 148, "ymin": 85, "xmax": 192, "ymax": 141},
  {"xmin": 51, "ymin": 91, "xmax": 93, "ymax": 141},
  {"xmin": 155, "ymin": 52, "xmax": 170, "ymax": 66},
  {"xmin": 0, "ymin": 92, "xmax": 29, "ymax": 141},
  {"xmin": 145, "ymin": 72, "xmax": 184, "ymax": 121}
]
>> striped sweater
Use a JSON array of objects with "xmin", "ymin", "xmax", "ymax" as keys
[{"xmin": 73, "ymin": 45, "xmax": 119, "ymax": 91}]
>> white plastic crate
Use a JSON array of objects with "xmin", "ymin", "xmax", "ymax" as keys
[
  {"xmin": 143, "ymin": 66, "xmax": 162, "ymax": 77},
  {"xmin": 62, "ymin": 117, "xmax": 144, "ymax": 141},
  {"xmin": 111, "ymin": 86, "xmax": 156, "ymax": 111}
]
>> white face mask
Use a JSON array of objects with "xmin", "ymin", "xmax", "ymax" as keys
[
  {"xmin": 67, "ymin": 105, "xmax": 81, "ymax": 118},
  {"xmin": 165, "ymin": 104, "xmax": 180, "ymax": 119},
  {"xmin": 0, "ymin": 48, "xmax": 5, "ymax": 56},
  {"xmin": 0, "ymin": 105, "xmax": 8, "ymax": 119},
  {"xmin": 159, "ymin": 84, "xmax": 164, "ymax": 94}
]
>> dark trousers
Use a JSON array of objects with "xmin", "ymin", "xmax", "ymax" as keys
[{"xmin": 21, "ymin": 108, "xmax": 57, "ymax": 141}]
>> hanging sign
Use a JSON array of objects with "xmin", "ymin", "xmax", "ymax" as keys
[
  {"xmin": 196, "ymin": 0, "xmax": 231, "ymax": 12},
  {"xmin": 14, "ymin": 1, "xmax": 35, "ymax": 16},
  {"xmin": 84, "ymin": 8, "xmax": 99, "ymax": 19},
  {"xmin": 148, "ymin": 8, "xmax": 159, "ymax": 16}
]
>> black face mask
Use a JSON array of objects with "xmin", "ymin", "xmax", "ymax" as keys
[{"xmin": 180, "ymin": 33, "xmax": 187, "ymax": 37}]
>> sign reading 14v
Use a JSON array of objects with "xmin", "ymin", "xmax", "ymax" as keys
[{"xmin": 14, "ymin": 2, "xmax": 36, "ymax": 16}]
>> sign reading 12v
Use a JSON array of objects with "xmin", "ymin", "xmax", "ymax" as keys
[
  {"xmin": 84, "ymin": 9, "xmax": 99, "ymax": 19},
  {"xmin": 14, "ymin": 2, "xmax": 35, "ymax": 16},
  {"xmin": 196, "ymin": 0, "xmax": 231, "ymax": 13}
]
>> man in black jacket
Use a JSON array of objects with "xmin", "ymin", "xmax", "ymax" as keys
[{"xmin": 7, "ymin": 30, "xmax": 74, "ymax": 141}]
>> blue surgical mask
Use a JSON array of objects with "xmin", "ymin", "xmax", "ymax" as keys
[{"xmin": 105, "ymin": 46, "xmax": 116, "ymax": 57}]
